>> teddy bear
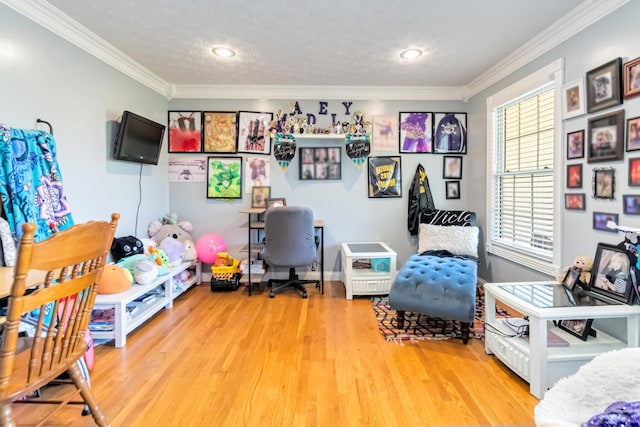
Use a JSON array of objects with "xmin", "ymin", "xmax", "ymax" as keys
[
  {"xmin": 147, "ymin": 214, "xmax": 197, "ymax": 262},
  {"xmin": 558, "ymin": 256, "xmax": 593, "ymax": 286}
]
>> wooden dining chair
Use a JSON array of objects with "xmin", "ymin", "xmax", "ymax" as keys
[{"xmin": 0, "ymin": 213, "xmax": 119, "ymax": 427}]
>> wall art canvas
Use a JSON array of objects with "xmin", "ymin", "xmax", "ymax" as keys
[
  {"xmin": 433, "ymin": 112, "xmax": 467, "ymax": 154},
  {"xmin": 399, "ymin": 112, "xmax": 432, "ymax": 153},
  {"xmin": 237, "ymin": 111, "xmax": 273, "ymax": 155},
  {"xmin": 168, "ymin": 111, "xmax": 202, "ymax": 152},
  {"xmin": 372, "ymin": 115, "xmax": 397, "ymax": 152},
  {"xmin": 245, "ymin": 156, "xmax": 270, "ymax": 193},
  {"xmin": 168, "ymin": 156, "xmax": 206, "ymax": 182},
  {"xmin": 206, "ymin": 156, "xmax": 242, "ymax": 199},
  {"xmin": 203, "ymin": 111, "xmax": 237, "ymax": 153},
  {"xmin": 368, "ymin": 156, "xmax": 401, "ymax": 198}
]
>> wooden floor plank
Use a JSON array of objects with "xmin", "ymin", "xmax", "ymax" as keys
[{"xmin": 11, "ymin": 281, "xmax": 539, "ymax": 426}]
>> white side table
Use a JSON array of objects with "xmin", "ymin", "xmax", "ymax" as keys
[{"xmin": 340, "ymin": 242, "xmax": 397, "ymax": 300}]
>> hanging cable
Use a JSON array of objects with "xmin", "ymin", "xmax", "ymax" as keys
[{"xmin": 135, "ymin": 163, "xmax": 143, "ymax": 235}]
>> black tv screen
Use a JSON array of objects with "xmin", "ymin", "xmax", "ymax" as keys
[{"xmin": 114, "ymin": 111, "xmax": 165, "ymax": 165}]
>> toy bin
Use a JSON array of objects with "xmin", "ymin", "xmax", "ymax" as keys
[{"xmin": 210, "ymin": 255, "xmax": 241, "ymax": 292}]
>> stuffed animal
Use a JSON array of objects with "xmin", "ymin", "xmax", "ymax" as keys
[
  {"xmin": 558, "ymin": 256, "xmax": 593, "ymax": 285},
  {"xmin": 148, "ymin": 214, "xmax": 194, "ymax": 245},
  {"xmin": 160, "ymin": 238, "xmax": 185, "ymax": 267}
]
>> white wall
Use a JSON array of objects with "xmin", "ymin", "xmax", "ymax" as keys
[
  {"xmin": 466, "ymin": 0, "xmax": 640, "ymax": 284},
  {"xmin": 0, "ymin": 4, "xmax": 169, "ymax": 236}
]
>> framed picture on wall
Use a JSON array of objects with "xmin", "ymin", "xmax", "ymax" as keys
[
  {"xmin": 626, "ymin": 116, "xmax": 640, "ymax": 152},
  {"xmin": 398, "ymin": 112, "xmax": 433, "ymax": 153},
  {"xmin": 168, "ymin": 111, "xmax": 202, "ymax": 152},
  {"xmin": 567, "ymin": 164, "xmax": 582, "ymax": 189},
  {"xmin": 592, "ymin": 212, "xmax": 618, "ymax": 233},
  {"xmin": 202, "ymin": 111, "xmax": 237, "ymax": 153},
  {"xmin": 368, "ymin": 156, "xmax": 402, "ymax": 198},
  {"xmin": 565, "ymin": 193, "xmax": 585, "ymax": 211},
  {"xmin": 562, "ymin": 78, "xmax": 586, "ymax": 119},
  {"xmin": 592, "ymin": 168, "xmax": 615, "ymax": 200},
  {"xmin": 432, "ymin": 113, "xmax": 467, "ymax": 154},
  {"xmin": 237, "ymin": 111, "xmax": 273, "ymax": 155},
  {"xmin": 586, "ymin": 58, "xmax": 623, "ymax": 113},
  {"xmin": 587, "ymin": 110, "xmax": 625, "ymax": 163},
  {"xmin": 299, "ymin": 147, "xmax": 341, "ymax": 180},
  {"xmin": 443, "ymin": 156, "xmax": 463, "ymax": 179},
  {"xmin": 206, "ymin": 156, "xmax": 242, "ymax": 199},
  {"xmin": 445, "ymin": 181, "xmax": 460, "ymax": 199},
  {"xmin": 623, "ymin": 195, "xmax": 640, "ymax": 215},
  {"xmin": 251, "ymin": 186, "xmax": 271, "ymax": 208},
  {"xmin": 567, "ymin": 130, "xmax": 584, "ymax": 159},
  {"xmin": 623, "ymin": 56, "xmax": 640, "ymax": 100},
  {"xmin": 630, "ymin": 158, "xmax": 640, "ymax": 186}
]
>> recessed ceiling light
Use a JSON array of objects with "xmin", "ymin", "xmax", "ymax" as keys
[
  {"xmin": 212, "ymin": 46, "xmax": 236, "ymax": 58},
  {"xmin": 399, "ymin": 48, "xmax": 423, "ymax": 60}
]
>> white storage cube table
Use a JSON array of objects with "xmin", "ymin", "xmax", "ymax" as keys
[{"xmin": 341, "ymin": 242, "xmax": 397, "ymax": 300}]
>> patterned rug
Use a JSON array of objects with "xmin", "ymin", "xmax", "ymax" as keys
[{"xmin": 372, "ymin": 283, "xmax": 501, "ymax": 342}]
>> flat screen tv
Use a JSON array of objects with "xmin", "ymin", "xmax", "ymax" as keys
[{"xmin": 114, "ymin": 111, "xmax": 165, "ymax": 165}]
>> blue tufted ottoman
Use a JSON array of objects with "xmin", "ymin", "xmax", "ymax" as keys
[{"xmin": 388, "ymin": 253, "xmax": 478, "ymax": 344}]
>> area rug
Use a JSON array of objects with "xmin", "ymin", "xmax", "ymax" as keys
[{"xmin": 372, "ymin": 283, "xmax": 504, "ymax": 342}]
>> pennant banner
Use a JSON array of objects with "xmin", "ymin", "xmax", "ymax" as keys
[{"xmin": 345, "ymin": 133, "xmax": 370, "ymax": 169}]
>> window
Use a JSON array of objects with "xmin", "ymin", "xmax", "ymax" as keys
[{"xmin": 486, "ymin": 60, "xmax": 563, "ymax": 276}]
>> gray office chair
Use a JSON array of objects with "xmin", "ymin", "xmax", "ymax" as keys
[{"xmin": 261, "ymin": 206, "xmax": 318, "ymax": 298}]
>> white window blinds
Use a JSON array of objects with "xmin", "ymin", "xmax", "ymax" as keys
[{"xmin": 491, "ymin": 85, "xmax": 555, "ymax": 260}]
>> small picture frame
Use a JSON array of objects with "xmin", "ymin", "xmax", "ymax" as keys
[
  {"xmin": 299, "ymin": 147, "xmax": 341, "ymax": 180},
  {"xmin": 445, "ymin": 181, "xmax": 460, "ymax": 200},
  {"xmin": 562, "ymin": 78, "xmax": 586, "ymax": 119},
  {"xmin": 629, "ymin": 158, "xmax": 640, "ymax": 186},
  {"xmin": 251, "ymin": 186, "xmax": 271, "ymax": 208},
  {"xmin": 626, "ymin": 116, "xmax": 640, "ymax": 152},
  {"xmin": 623, "ymin": 56, "xmax": 640, "ymax": 100},
  {"xmin": 623, "ymin": 195, "xmax": 640, "ymax": 215},
  {"xmin": 237, "ymin": 111, "xmax": 273, "ymax": 155},
  {"xmin": 202, "ymin": 111, "xmax": 237, "ymax": 153},
  {"xmin": 168, "ymin": 111, "xmax": 203, "ymax": 153},
  {"xmin": 592, "ymin": 212, "xmax": 619, "ymax": 233},
  {"xmin": 592, "ymin": 168, "xmax": 615, "ymax": 200},
  {"xmin": 589, "ymin": 242, "xmax": 634, "ymax": 303},
  {"xmin": 433, "ymin": 113, "xmax": 467, "ymax": 154},
  {"xmin": 567, "ymin": 130, "xmax": 585, "ymax": 159},
  {"xmin": 586, "ymin": 58, "xmax": 623, "ymax": 114},
  {"xmin": 565, "ymin": 193, "xmax": 585, "ymax": 211},
  {"xmin": 265, "ymin": 198, "xmax": 286, "ymax": 209},
  {"xmin": 567, "ymin": 164, "xmax": 582, "ymax": 189},
  {"xmin": 587, "ymin": 110, "xmax": 625, "ymax": 163},
  {"xmin": 398, "ymin": 112, "xmax": 433, "ymax": 153},
  {"xmin": 562, "ymin": 268, "xmax": 581, "ymax": 292},
  {"xmin": 557, "ymin": 319, "xmax": 594, "ymax": 341},
  {"xmin": 443, "ymin": 156, "xmax": 462, "ymax": 179}
]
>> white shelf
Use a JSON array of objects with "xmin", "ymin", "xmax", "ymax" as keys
[
  {"xmin": 293, "ymin": 134, "xmax": 346, "ymax": 140},
  {"xmin": 91, "ymin": 260, "xmax": 201, "ymax": 347}
]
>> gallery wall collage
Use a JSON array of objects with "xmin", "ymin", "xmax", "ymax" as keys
[
  {"xmin": 563, "ymin": 56, "xmax": 640, "ymax": 232},
  {"xmin": 166, "ymin": 104, "xmax": 467, "ymax": 208}
]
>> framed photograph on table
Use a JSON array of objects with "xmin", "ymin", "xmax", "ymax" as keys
[
  {"xmin": 202, "ymin": 111, "xmax": 237, "ymax": 153},
  {"xmin": 206, "ymin": 156, "xmax": 242, "ymax": 199},
  {"xmin": 557, "ymin": 319, "xmax": 593, "ymax": 341},
  {"xmin": 251, "ymin": 186, "xmax": 271, "ymax": 208},
  {"xmin": 567, "ymin": 130, "xmax": 584, "ymax": 159},
  {"xmin": 562, "ymin": 268, "xmax": 581, "ymax": 292},
  {"xmin": 265, "ymin": 198, "xmax": 286, "ymax": 209},
  {"xmin": 586, "ymin": 57, "xmax": 623, "ymax": 113},
  {"xmin": 398, "ymin": 112, "xmax": 433, "ymax": 153},
  {"xmin": 368, "ymin": 156, "xmax": 401, "ymax": 198},
  {"xmin": 168, "ymin": 111, "xmax": 202, "ymax": 152},
  {"xmin": 589, "ymin": 242, "xmax": 634, "ymax": 303},
  {"xmin": 565, "ymin": 193, "xmax": 585, "ymax": 211},
  {"xmin": 443, "ymin": 156, "xmax": 462, "ymax": 179},
  {"xmin": 567, "ymin": 164, "xmax": 582, "ymax": 188},
  {"xmin": 587, "ymin": 110, "xmax": 625, "ymax": 163},
  {"xmin": 623, "ymin": 195, "xmax": 640, "ymax": 215},
  {"xmin": 562, "ymin": 78, "xmax": 586, "ymax": 119},
  {"xmin": 237, "ymin": 111, "xmax": 273, "ymax": 155},
  {"xmin": 592, "ymin": 212, "xmax": 618, "ymax": 233},
  {"xmin": 623, "ymin": 56, "xmax": 640, "ymax": 100},
  {"xmin": 626, "ymin": 116, "xmax": 640, "ymax": 152}
]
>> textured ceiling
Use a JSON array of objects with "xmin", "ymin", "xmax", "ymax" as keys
[{"xmin": 44, "ymin": 0, "xmax": 585, "ymax": 88}]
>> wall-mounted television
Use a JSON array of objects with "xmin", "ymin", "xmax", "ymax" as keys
[{"xmin": 113, "ymin": 111, "xmax": 165, "ymax": 165}]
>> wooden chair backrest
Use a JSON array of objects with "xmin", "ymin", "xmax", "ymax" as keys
[{"xmin": 0, "ymin": 213, "xmax": 119, "ymax": 402}]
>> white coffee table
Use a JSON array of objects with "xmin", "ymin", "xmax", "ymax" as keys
[{"xmin": 484, "ymin": 281, "xmax": 640, "ymax": 398}]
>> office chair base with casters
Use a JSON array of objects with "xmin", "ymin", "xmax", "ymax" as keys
[{"xmin": 268, "ymin": 268, "xmax": 318, "ymax": 298}]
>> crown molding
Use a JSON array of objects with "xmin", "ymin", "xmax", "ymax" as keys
[
  {"xmin": 1, "ymin": 0, "xmax": 172, "ymax": 96},
  {"xmin": 3, "ymin": 0, "xmax": 630, "ymax": 101},
  {"xmin": 463, "ymin": 0, "xmax": 630, "ymax": 99},
  {"xmin": 169, "ymin": 84, "xmax": 463, "ymax": 101}
]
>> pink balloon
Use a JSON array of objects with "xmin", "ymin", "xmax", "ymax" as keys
[{"xmin": 195, "ymin": 233, "xmax": 226, "ymax": 264}]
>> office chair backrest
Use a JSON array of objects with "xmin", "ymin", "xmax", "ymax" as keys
[
  {"xmin": 0, "ymin": 213, "xmax": 119, "ymax": 403},
  {"xmin": 263, "ymin": 206, "xmax": 316, "ymax": 267}
]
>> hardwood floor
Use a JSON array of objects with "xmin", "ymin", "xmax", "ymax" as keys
[{"xmin": 13, "ymin": 281, "xmax": 539, "ymax": 426}]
